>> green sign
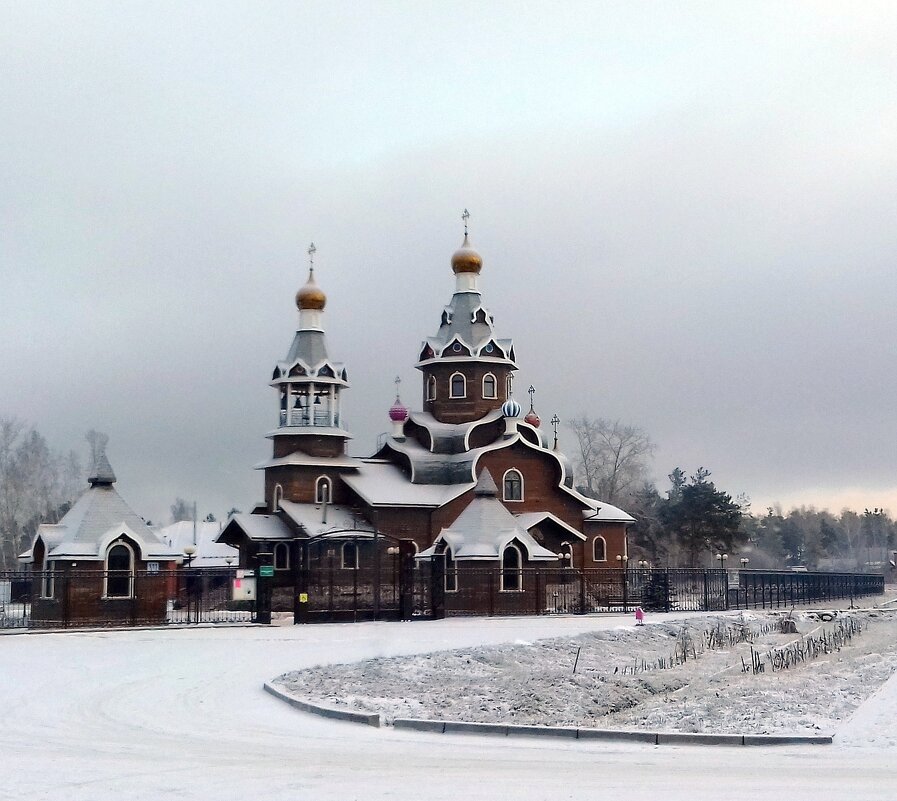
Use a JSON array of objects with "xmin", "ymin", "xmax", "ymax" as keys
[{"xmin": 259, "ymin": 565, "xmax": 275, "ymax": 577}]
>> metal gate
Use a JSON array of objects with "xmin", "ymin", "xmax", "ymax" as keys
[{"xmin": 295, "ymin": 531, "xmax": 436, "ymax": 623}]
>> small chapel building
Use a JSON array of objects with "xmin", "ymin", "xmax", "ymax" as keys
[
  {"xmin": 219, "ymin": 225, "xmax": 634, "ymax": 616},
  {"xmin": 20, "ymin": 435, "xmax": 181, "ymax": 626}
]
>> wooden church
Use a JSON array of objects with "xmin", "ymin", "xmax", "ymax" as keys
[{"xmin": 219, "ymin": 222, "xmax": 634, "ymax": 618}]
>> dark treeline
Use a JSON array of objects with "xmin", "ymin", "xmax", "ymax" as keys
[
  {"xmin": 569, "ymin": 416, "xmax": 896, "ymax": 571},
  {"xmin": 625, "ymin": 471, "xmax": 896, "ymax": 571}
]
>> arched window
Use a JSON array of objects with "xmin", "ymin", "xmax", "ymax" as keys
[
  {"xmin": 272, "ymin": 484, "xmax": 283, "ymax": 512},
  {"xmin": 503, "ymin": 469, "xmax": 523, "ymax": 502},
  {"xmin": 482, "ymin": 373, "xmax": 497, "ymax": 399},
  {"xmin": 427, "ymin": 375, "xmax": 436, "ymax": 401},
  {"xmin": 449, "ymin": 372, "xmax": 466, "ymax": 398},
  {"xmin": 501, "ymin": 544, "xmax": 522, "ymax": 592},
  {"xmin": 444, "ymin": 547, "xmax": 458, "ymax": 592},
  {"xmin": 342, "ymin": 542, "xmax": 358, "ymax": 570},
  {"xmin": 274, "ymin": 542, "xmax": 290, "ymax": 570},
  {"xmin": 315, "ymin": 476, "xmax": 331, "ymax": 505},
  {"xmin": 105, "ymin": 540, "xmax": 135, "ymax": 598},
  {"xmin": 506, "ymin": 374, "xmax": 513, "ymax": 400},
  {"xmin": 42, "ymin": 561, "xmax": 56, "ymax": 599},
  {"xmin": 593, "ymin": 536, "xmax": 607, "ymax": 562}
]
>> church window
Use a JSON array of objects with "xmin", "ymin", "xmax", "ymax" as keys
[
  {"xmin": 452, "ymin": 341, "xmax": 462, "ymax": 353},
  {"xmin": 274, "ymin": 542, "xmax": 290, "ymax": 571},
  {"xmin": 482, "ymin": 373, "xmax": 497, "ymax": 399},
  {"xmin": 315, "ymin": 476, "xmax": 332, "ymax": 505},
  {"xmin": 427, "ymin": 375, "xmax": 436, "ymax": 401},
  {"xmin": 342, "ymin": 542, "xmax": 358, "ymax": 570},
  {"xmin": 506, "ymin": 375, "xmax": 513, "ymax": 400},
  {"xmin": 503, "ymin": 469, "xmax": 523, "ymax": 502},
  {"xmin": 500, "ymin": 544, "xmax": 522, "ymax": 592},
  {"xmin": 444, "ymin": 547, "xmax": 457, "ymax": 592},
  {"xmin": 41, "ymin": 561, "xmax": 55, "ymax": 599},
  {"xmin": 593, "ymin": 536, "xmax": 607, "ymax": 562},
  {"xmin": 484, "ymin": 342, "xmax": 494, "ymax": 354},
  {"xmin": 450, "ymin": 373, "xmax": 466, "ymax": 398},
  {"xmin": 273, "ymin": 484, "xmax": 283, "ymax": 512},
  {"xmin": 105, "ymin": 540, "xmax": 135, "ymax": 599}
]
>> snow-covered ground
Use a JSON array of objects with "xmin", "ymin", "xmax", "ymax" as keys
[
  {"xmin": 274, "ymin": 609, "xmax": 897, "ymax": 736},
  {"xmin": 3, "ymin": 608, "xmax": 897, "ymax": 801}
]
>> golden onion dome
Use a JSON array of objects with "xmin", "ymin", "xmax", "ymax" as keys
[
  {"xmin": 451, "ymin": 234, "xmax": 483, "ymax": 275},
  {"xmin": 296, "ymin": 269, "xmax": 327, "ymax": 311}
]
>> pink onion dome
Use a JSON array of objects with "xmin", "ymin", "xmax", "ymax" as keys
[
  {"xmin": 524, "ymin": 410, "xmax": 541, "ymax": 427},
  {"xmin": 389, "ymin": 399, "xmax": 409, "ymax": 423}
]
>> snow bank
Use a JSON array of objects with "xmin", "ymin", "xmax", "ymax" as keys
[{"xmin": 274, "ymin": 610, "xmax": 897, "ymax": 735}]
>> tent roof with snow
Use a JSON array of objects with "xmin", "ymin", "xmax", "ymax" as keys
[
  {"xmin": 418, "ymin": 469, "xmax": 559, "ymax": 561},
  {"xmin": 20, "ymin": 433, "xmax": 180, "ymax": 563}
]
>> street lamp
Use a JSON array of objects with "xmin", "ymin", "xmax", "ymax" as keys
[
  {"xmin": 616, "ymin": 554, "xmax": 629, "ymax": 612},
  {"xmin": 740, "ymin": 557, "xmax": 749, "ymax": 568},
  {"xmin": 638, "ymin": 559, "xmax": 650, "ymax": 569},
  {"xmin": 716, "ymin": 552, "xmax": 728, "ymax": 569},
  {"xmin": 183, "ymin": 545, "xmax": 198, "ymax": 623}
]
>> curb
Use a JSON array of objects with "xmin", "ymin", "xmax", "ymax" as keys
[
  {"xmin": 0, "ymin": 622, "xmax": 260, "ymax": 637},
  {"xmin": 262, "ymin": 682, "xmax": 381, "ymax": 727},
  {"xmin": 391, "ymin": 717, "xmax": 832, "ymax": 746}
]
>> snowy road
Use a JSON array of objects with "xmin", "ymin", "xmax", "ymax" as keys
[{"xmin": 3, "ymin": 615, "xmax": 896, "ymax": 801}]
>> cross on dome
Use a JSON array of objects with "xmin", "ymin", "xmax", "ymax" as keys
[
  {"xmin": 524, "ymin": 385, "xmax": 541, "ymax": 427},
  {"xmin": 462, "ymin": 208, "xmax": 470, "ymax": 236},
  {"xmin": 296, "ymin": 242, "xmax": 326, "ymax": 311},
  {"xmin": 389, "ymin": 374, "xmax": 409, "ymax": 423}
]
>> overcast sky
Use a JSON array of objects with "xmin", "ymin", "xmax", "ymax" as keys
[{"xmin": 3, "ymin": 1, "xmax": 897, "ymax": 524}]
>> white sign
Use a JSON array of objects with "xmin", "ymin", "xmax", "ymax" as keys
[{"xmin": 146, "ymin": 562, "xmax": 160, "ymax": 574}]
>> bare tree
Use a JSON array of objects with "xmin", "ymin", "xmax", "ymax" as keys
[
  {"xmin": 170, "ymin": 497, "xmax": 193, "ymax": 524},
  {"xmin": 0, "ymin": 418, "xmax": 82, "ymax": 569},
  {"xmin": 567, "ymin": 416, "xmax": 656, "ymax": 505}
]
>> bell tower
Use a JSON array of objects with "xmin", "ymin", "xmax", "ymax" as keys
[
  {"xmin": 416, "ymin": 213, "xmax": 518, "ymax": 424},
  {"xmin": 268, "ymin": 244, "xmax": 351, "ymax": 460}
]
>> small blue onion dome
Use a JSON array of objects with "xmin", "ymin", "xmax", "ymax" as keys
[{"xmin": 501, "ymin": 398, "xmax": 522, "ymax": 418}]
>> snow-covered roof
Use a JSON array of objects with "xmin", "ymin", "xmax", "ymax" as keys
[
  {"xmin": 418, "ymin": 470, "xmax": 558, "ymax": 562},
  {"xmin": 157, "ymin": 520, "xmax": 238, "ymax": 567},
  {"xmin": 515, "ymin": 512, "xmax": 586, "ymax": 541},
  {"xmin": 221, "ymin": 513, "xmax": 293, "ymax": 542},
  {"xmin": 381, "ymin": 434, "xmax": 514, "ymax": 485},
  {"xmin": 381, "ymin": 416, "xmax": 636, "ymax": 523},
  {"xmin": 406, "ymin": 409, "xmax": 504, "ymax": 454},
  {"xmin": 582, "ymin": 503, "xmax": 636, "ymax": 524},
  {"xmin": 253, "ymin": 452, "xmax": 361, "ymax": 470},
  {"xmin": 265, "ymin": 425, "xmax": 353, "ymax": 440},
  {"xmin": 279, "ymin": 500, "xmax": 367, "ymax": 537},
  {"xmin": 416, "ymin": 286, "xmax": 516, "ymax": 367},
  {"xmin": 23, "ymin": 482, "xmax": 179, "ymax": 563},
  {"xmin": 344, "ymin": 461, "xmax": 474, "ymax": 507}
]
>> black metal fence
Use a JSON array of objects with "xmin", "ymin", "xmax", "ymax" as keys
[
  {"xmin": 440, "ymin": 567, "xmax": 885, "ymax": 617},
  {"xmin": 0, "ymin": 565, "xmax": 885, "ymax": 629},
  {"xmin": 0, "ymin": 568, "xmax": 254, "ymax": 629}
]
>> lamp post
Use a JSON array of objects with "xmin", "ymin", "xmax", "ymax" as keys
[
  {"xmin": 716, "ymin": 552, "xmax": 728, "ymax": 569},
  {"xmin": 183, "ymin": 545, "xmax": 197, "ymax": 623},
  {"xmin": 616, "ymin": 554, "xmax": 629, "ymax": 612},
  {"xmin": 740, "ymin": 557, "xmax": 749, "ymax": 568}
]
